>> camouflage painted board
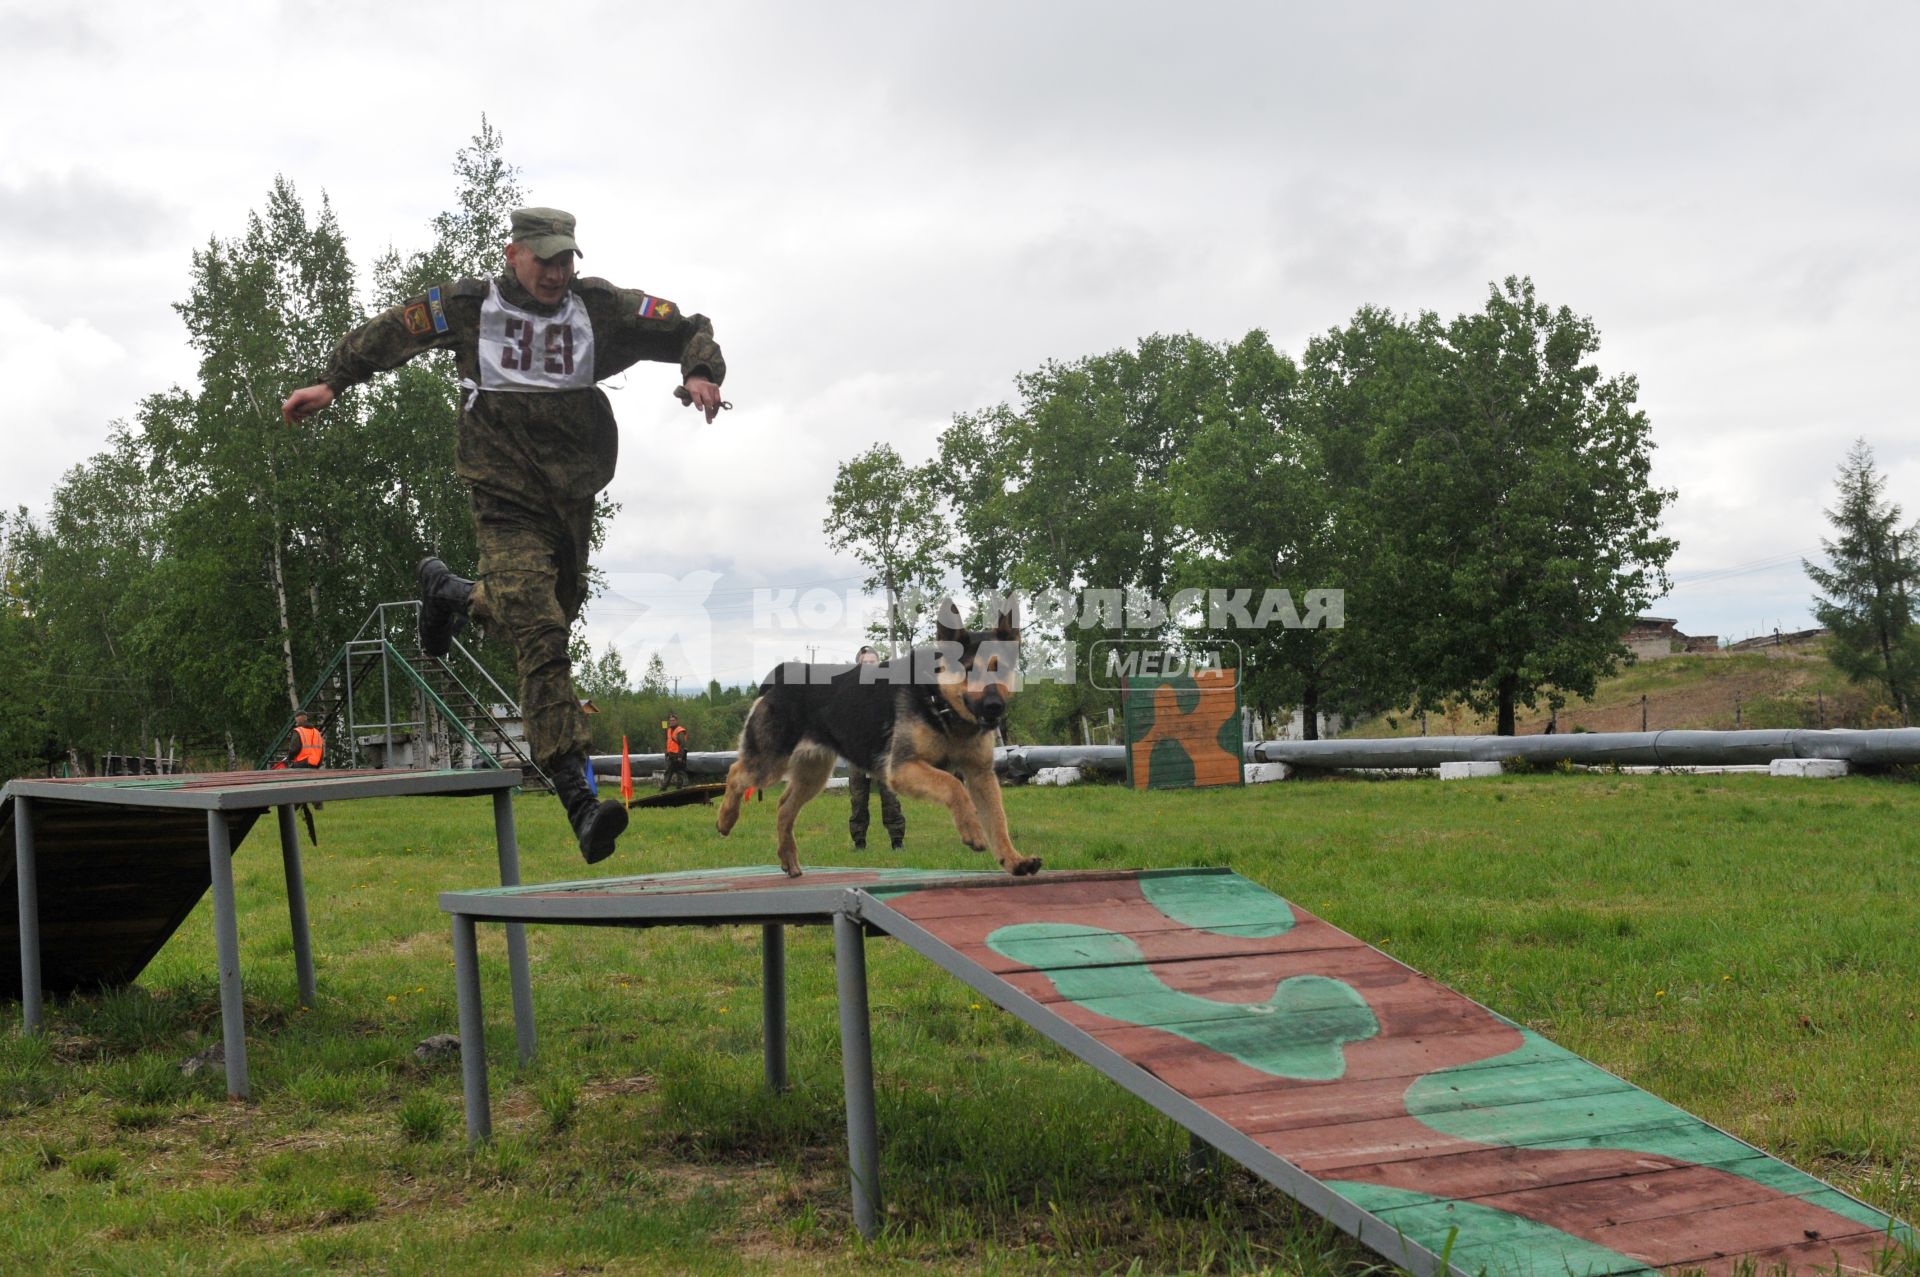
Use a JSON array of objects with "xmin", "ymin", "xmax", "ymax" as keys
[
  {"xmin": 865, "ymin": 870, "xmax": 1914, "ymax": 1274},
  {"xmin": 1123, "ymin": 667, "xmax": 1244, "ymax": 790}
]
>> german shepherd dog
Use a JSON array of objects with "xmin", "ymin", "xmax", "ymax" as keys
[{"xmin": 716, "ymin": 600, "xmax": 1040, "ymax": 879}]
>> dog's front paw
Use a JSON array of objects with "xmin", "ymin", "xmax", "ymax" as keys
[{"xmin": 1009, "ymin": 856, "xmax": 1042, "ymax": 877}]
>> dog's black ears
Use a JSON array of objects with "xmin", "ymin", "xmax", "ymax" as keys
[
  {"xmin": 933, "ymin": 595, "xmax": 1021, "ymax": 645},
  {"xmin": 935, "ymin": 598, "xmax": 966, "ymax": 645},
  {"xmin": 987, "ymin": 592, "xmax": 1021, "ymax": 642}
]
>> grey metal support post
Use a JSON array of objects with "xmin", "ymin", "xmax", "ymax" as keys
[
  {"xmin": 15, "ymin": 796, "xmax": 42, "ymax": 1034},
  {"xmin": 761, "ymin": 924, "xmax": 788, "ymax": 1092},
  {"xmin": 833, "ymin": 909, "xmax": 880, "ymax": 1237},
  {"xmin": 491, "ymin": 788, "xmax": 536, "ymax": 1064},
  {"xmin": 451, "ymin": 912, "xmax": 491, "ymax": 1143},
  {"xmin": 381, "ymin": 640, "xmax": 394, "ymax": 763},
  {"xmin": 1187, "ymin": 1129, "xmax": 1221, "ymax": 1177},
  {"xmin": 276, "ymin": 804, "xmax": 318, "ymax": 1009},
  {"xmin": 205, "ymin": 810, "xmax": 249, "ymax": 1100}
]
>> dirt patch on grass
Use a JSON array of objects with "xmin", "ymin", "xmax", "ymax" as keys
[{"xmin": 584, "ymin": 1075, "xmax": 656, "ymax": 1099}]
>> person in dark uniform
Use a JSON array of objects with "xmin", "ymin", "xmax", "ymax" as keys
[
  {"xmin": 282, "ymin": 208, "xmax": 726, "ymax": 863},
  {"xmin": 847, "ymin": 646, "xmax": 906, "ymax": 851}
]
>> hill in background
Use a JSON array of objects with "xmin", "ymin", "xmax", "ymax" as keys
[{"xmin": 1341, "ymin": 637, "xmax": 1903, "ymax": 738}]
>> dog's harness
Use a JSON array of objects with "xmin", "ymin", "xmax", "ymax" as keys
[{"xmin": 917, "ymin": 683, "xmax": 968, "ymax": 735}]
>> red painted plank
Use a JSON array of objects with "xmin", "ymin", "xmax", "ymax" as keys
[
  {"xmin": 873, "ymin": 876, "xmax": 1178, "ymax": 920},
  {"xmin": 1586, "ymin": 1192, "xmax": 1895, "ymax": 1270},
  {"xmin": 1663, "ymin": 1231, "xmax": 1903, "ymax": 1276}
]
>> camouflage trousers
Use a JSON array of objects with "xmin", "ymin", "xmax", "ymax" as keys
[
  {"xmin": 465, "ymin": 484, "xmax": 595, "ymax": 773},
  {"xmin": 848, "ymin": 769, "xmax": 905, "ymax": 847}
]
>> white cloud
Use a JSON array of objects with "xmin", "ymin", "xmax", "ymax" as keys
[
  {"xmin": 2, "ymin": 0, "xmax": 1918, "ymax": 670},
  {"xmin": 0, "ymin": 299, "xmax": 132, "ymax": 499}
]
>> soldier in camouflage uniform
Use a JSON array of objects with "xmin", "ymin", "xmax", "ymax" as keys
[{"xmin": 282, "ymin": 208, "xmax": 726, "ymax": 864}]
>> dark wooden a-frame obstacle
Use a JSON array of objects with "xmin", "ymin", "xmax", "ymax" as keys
[{"xmin": 4, "ymin": 768, "xmax": 534, "ymax": 1101}]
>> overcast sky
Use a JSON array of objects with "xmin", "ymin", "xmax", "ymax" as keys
[{"xmin": 3, "ymin": 1, "xmax": 1915, "ymax": 688}]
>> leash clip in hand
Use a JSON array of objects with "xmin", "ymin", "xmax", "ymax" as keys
[{"xmin": 673, "ymin": 385, "xmax": 733, "ymax": 412}]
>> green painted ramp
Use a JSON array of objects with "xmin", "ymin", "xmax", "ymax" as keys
[{"xmin": 858, "ymin": 870, "xmax": 1913, "ymax": 1275}]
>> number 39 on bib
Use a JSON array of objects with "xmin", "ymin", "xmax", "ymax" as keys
[{"xmin": 476, "ymin": 282, "xmax": 597, "ymax": 392}]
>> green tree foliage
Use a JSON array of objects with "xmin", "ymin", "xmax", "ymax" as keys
[
  {"xmin": 9, "ymin": 428, "xmax": 176, "ymax": 766},
  {"xmin": 3, "ymin": 122, "xmax": 545, "ymax": 768},
  {"xmin": 1363, "ymin": 278, "xmax": 1675, "ymax": 734},
  {"xmin": 0, "ymin": 514, "xmax": 53, "ymax": 778},
  {"xmin": 824, "ymin": 443, "xmax": 949, "ymax": 651},
  {"xmin": 935, "ymin": 334, "xmax": 1220, "ymax": 720},
  {"xmin": 1175, "ymin": 329, "xmax": 1387, "ymax": 738},
  {"xmin": 575, "ymin": 643, "xmax": 632, "ymax": 701},
  {"xmin": 148, "ymin": 176, "xmax": 361, "ymax": 718},
  {"xmin": 916, "ymin": 283, "xmax": 1674, "ymax": 740},
  {"xmin": 584, "ymin": 681, "xmax": 758, "ymax": 762},
  {"xmin": 1805, "ymin": 439, "xmax": 1920, "ymax": 722},
  {"xmin": 365, "ymin": 117, "xmax": 526, "ymax": 577}
]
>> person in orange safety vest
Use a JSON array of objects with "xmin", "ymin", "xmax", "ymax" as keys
[
  {"xmin": 286, "ymin": 712, "xmax": 325, "ymax": 769},
  {"xmin": 661, "ymin": 712, "xmax": 689, "ymax": 791}
]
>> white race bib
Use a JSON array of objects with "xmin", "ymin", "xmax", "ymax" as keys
[{"xmin": 476, "ymin": 281, "xmax": 596, "ymax": 392}]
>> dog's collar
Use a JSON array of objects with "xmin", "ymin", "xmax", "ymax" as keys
[{"xmin": 919, "ymin": 683, "xmax": 967, "ymax": 734}]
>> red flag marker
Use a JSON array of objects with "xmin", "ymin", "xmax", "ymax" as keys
[{"xmin": 620, "ymin": 735, "xmax": 634, "ymax": 804}]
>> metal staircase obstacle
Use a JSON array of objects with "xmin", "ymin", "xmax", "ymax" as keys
[{"xmin": 257, "ymin": 602, "xmax": 551, "ymax": 790}]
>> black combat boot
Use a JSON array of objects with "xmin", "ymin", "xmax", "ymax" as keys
[
  {"xmin": 416, "ymin": 557, "xmax": 474, "ymax": 658},
  {"xmin": 551, "ymin": 755, "xmax": 628, "ymax": 865}
]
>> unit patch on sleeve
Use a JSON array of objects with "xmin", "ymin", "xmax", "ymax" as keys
[
  {"xmin": 427, "ymin": 285, "xmax": 450, "ymax": 333},
  {"xmin": 638, "ymin": 295, "xmax": 675, "ymax": 320},
  {"xmin": 402, "ymin": 302, "xmax": 433, "ymax": 336}
]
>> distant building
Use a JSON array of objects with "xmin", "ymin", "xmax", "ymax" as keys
[
  {"xmin": 1623, "ymin": 617, "xmax": 1720, "ymax": 660},
  {"xmin": 1727, "ymin": 627, "xmax": 1827, "ymax": 652}
]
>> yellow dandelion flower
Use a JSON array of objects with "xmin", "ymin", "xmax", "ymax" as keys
[
  {"xmin": 1655, "ymin": 990, "xmax": 1665, "ymax": 998},
  {"xmin": 386, "ymin": 994, "xmax": 398, "ymax": 1003}
]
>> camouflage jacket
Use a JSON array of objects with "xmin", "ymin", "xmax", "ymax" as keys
[{"xmin": 320, "ymin": 273, "xmax": 725, "ymax": 500}]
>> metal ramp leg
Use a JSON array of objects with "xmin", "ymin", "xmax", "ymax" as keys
[
  {"xmin": 834, "ymin": 910, "xmax": 880, "ymax": 1238},
  {"xmin": 762, "ymin": 923, "xmax": 787, "ymax": 1092},
  {"xmin": 206, "ymin": 811, "xmax": 249, "ymax": 1100},
  {"xmin": 276, "ymin": 804, "xmax": 317, "ymax": 1009},
  {"xmin": 15, "ymin": 797, "xmax": 42, "ymax": 1035},
  {"xmin": 492, "ymin": 790, "xmax": 536, "ymax": 1064}
]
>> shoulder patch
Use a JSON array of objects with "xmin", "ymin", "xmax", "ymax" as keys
[
  {"xmin": 402, "ymin": 302, "xmax": 433, "ymax": 336},
  {"xmin": 426, "ymin": 285, "xmax": 450, "ymax": 334},
  {"xmin": 637, "ymin": 295, "xmax": 676, "ymax": 320}
]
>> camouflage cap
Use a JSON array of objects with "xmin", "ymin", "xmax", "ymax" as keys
[{"xmin": 509, "ymin": 207, "xmax": 583, "ymax": 259}]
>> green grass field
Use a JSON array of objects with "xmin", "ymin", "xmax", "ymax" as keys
[{"xmin": 3, "ymin": 774, "xmax": 1917, "ymax": 1275}]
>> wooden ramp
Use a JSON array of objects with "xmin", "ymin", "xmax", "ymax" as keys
[
  {"xmin": 0, "ymin": 779, "xmax": 264, "ymax": 996},
  {"xmin": 443, "ymin": 866, "xmax": 1913, "ymax": 1274},
  {"xmin": 856, "ymin": 870, "xmax": 1915, "ymax": 1273}
]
